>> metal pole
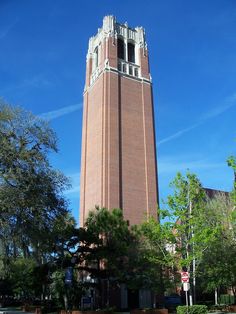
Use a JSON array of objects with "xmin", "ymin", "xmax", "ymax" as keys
[
  {"xmin": 189, "ymin": 197, "xmax": 195, "ymax": 305},
  {"xmin": 185, "ymin": 291, "xmax": 188, "ymax": 307},
  {"xmin": 189, "ymin": 292, "xmax": 193, "ymax": 306},
  {"xmin": 193, "ymin": 256, "xmax": 196, "ymax": 303},
  {"xmin": 215, "ymin": 288, "xmax": 218, "ymax": 305}
]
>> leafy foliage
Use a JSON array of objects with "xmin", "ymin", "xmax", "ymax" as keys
[
  {"xmin": 227, "ymin": 155, "xmax": 236, "ymax": 206},
  {"xmin": 9, "ymin": 258, "xmax": 39, "ymax": 299},
  {"xmin": 137, "ymin": 217, "xmax": 178, "ymax": 293},
  {"xmin": 160, "ymin": 169, "xmax": 236, "ymax": 303},
  {"xmin": 0, "ymin": 102, "xmax": 76, "ymax": 304},
  {"xmin": 164, "ymin": 172, "xmax": 209, "ymax": 269},
  {"xmin": 50, "ymin": 269, "xmax": 84, "ymax": 309},
  {"xmin": 58, "ymin": 207, "xmax": 167, "ymax": 307},
  {"xmin": 0, "ymin": 102, "xmax": 72, "ymax": 262},
  {"xmin": 177, "ymin": 305, "xmax": 208, "ymax": 314},
  {"xmin": 197, "ymin": 193, "xmax": 236, "ymax": 296},
  {"xmin": 65, "ymin": 207, "xmax": 137, "ymax": 307}
]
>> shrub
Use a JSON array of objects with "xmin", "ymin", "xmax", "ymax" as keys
[
  {"xmin": 177, "ymin": 305, "xmax": 208, "ymax": 314},
  {"xmin": 219, "ymin": 294, "xmax": 235, "ymax": 305}
]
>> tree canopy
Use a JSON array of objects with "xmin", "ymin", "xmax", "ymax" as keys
[{"xmin": 0, "ymin": 101, "xmax": 74, "ymax": 270}]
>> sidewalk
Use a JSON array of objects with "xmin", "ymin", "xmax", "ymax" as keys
[{"xmin": 0, "ymin": 309, "xmax": 34, "ymax": 314}]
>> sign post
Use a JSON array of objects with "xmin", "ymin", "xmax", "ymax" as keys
[
  {"xmin": 181, "ymin": 272, "xmax": 190, "ymax": 307},
  {"xmin": 181, "ymin": 271, "xmax": 190, "ymax": 283}
]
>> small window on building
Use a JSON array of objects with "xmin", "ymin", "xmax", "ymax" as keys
[
  {"xmin": 134, "ymin": 68, "xmax": 139, "ymax": 77},
  {"xmin": 118, "ymin": 62, "xmax": 121, "ymax": 71},
  {"xmin": 117, "ymin": 38, "xmax": 125, "ymax": 60},
  {"xmin": 128, "ymin": 42, "xmax": 135, "ymax": 63},
  {"xmin": 129, "ymin": 65, "xmax": 133, "ymax": 75}
]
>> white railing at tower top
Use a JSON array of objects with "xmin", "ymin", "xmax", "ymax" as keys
[
  {"xmin": 90, "ymin": 60, "xmax": 140, "ymax": 86},
  {"xmin": 118, "ymin": 59, "xmax": 140, "ymax": 78},
  {"xmin": 115, "ymin": 24, "xmax": 136, "ymax": 41}
]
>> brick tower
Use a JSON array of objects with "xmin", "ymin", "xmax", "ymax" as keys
[{"xmin": 80, "ymin": 16, "xmax": 158, "ymax": 227}]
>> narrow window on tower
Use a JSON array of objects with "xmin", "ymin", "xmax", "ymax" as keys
[
  {"xmin": 117, "ymin": 38, "xmax": 124, "ymax": 60},
  {"xmin": 128, "ymin": 42, "xmax": 135, "ymax": 63},
  {"xmin": 94, "ymin": 47, "xmax": 98, "ymax": 68}
]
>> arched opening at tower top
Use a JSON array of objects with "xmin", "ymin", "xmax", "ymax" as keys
[
  {"xmin": 117, "ymin": 38, "xmax": 124, "ymax": 60},
  {"xmin": 94, "ymin": 46, "xmax": 98, "ymax": 68},
  {"xmin": 128, "ymin": 42, "xmax": 135, "ymax": 63}
]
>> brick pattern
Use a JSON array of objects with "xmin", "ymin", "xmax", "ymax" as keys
[
  {"xmin": 119, "ymin": 76, "xmax": 157, "ymax": 224},
  {"xmin": 139, "ymin": 48, "xmax": 150, "ymax": 80}
]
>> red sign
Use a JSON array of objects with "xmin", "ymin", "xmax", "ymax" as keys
[{"xmin": 181, "ymin": 271, "xmax": 190, "ymax": 283}]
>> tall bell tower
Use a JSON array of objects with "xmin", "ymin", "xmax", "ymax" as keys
[{"xmin": 80, "ymin": 16, "xmax": 158, "ymax": 226}]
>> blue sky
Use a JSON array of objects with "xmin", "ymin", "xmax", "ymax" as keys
[{"xmin": 0, "ymin": 0, "xmax": 235, "ymax": 223}]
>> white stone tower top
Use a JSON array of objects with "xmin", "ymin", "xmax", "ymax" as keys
[
  {"xmin": 85, "ymin": 15, "xmax": 151, "ymax": 89},
  {"xmin": 87, "ymin": 15, "xmax": 147, "ymax": 58}
]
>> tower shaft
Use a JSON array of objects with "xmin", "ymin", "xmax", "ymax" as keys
[{"xmin": 80, "ymin": 16, "xmax": 158, "ymax": 226}]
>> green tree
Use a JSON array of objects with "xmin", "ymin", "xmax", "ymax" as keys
[
  {"xmin": 83, "ymin": 207, "xmax": 135, "ymax": 307},
  {"xmin": 9, "ymin": 258, "xmax": 38, "ymax": 299},
  {"xmin": 62, "ymin": 207, "xmax": 140, "ymax": 308},
  {"xmin": 227, "ymin": 155, "xmax": 236, "ymax": 206},
  {"xmin": 0, "ymin": 102, "xmax": 77, "ymax": 304},
  {"xmin": 165, "ymin": 172, "xmax": 208, "ymax": 269},
  {"xmin": 198, "ymin": 193, "xmax": 236, "ymax": 303},
  {"xmin": 161, "ymin": 172, "xmax": 221, "ymax": 305},
  {"xmin": 0, "ymin": 102, "xmax": 71, "ymax": 263},
  {"xmin": 162, "ymin": 171, "xmax": 236, "ymax": 305},
  {"xmin": 50, "ymin": 269, "xmax": 84, "ymax": 310},
  {"xmin": 138, "ymin": 217, "xmax": 179, "ymax": 297}
]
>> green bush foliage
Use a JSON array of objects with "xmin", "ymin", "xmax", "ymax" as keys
[
  {"xmin": 177, "ymin": 305, "xmax": 208, "ymax": 314},
  {"xmin": 219, "ymin": 294, "xmax": 235, "ymax": 305}
]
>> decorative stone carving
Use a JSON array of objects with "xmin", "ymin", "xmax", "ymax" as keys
[{"xmin": 87, "ymin": 15, "xmax": 147, "ymax": 59}]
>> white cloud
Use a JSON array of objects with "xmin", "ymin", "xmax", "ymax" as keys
[
  {"xmin": 0, "ymin": 74, "xmax": 52, "ymax": 94},
  {"xmin": 39, "ymin": 103, "xmax": 82, "ymax": 120},
  {"xmin": 158, "ymin": 93, "xmax": 236, "ymax": 146},
  {"xmin": 201, "ymin": 93, "xmax": 236, "ymax": 120},
  {"xmin": 157, "ymin": 155, "xmax": 232, "ymax": 195},
  {"xmin": 65, "ymin": 185, "xmax": 80, "ymax": 195},
  {"xmin": 158, "ymin": 122, "xmax": 201, "ymax": 145},
  {"xmin": 158, "ymin": 158, "xmax": 225, "ymax": 174},
  {"xmin": 64, "ymin": 172, "xmax": 80, "ymax": 195}
]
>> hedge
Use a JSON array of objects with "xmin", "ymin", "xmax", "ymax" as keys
[
  {"xmin": 177, "ymin": 305, "xmax": 208, "ymax": 314},
  {"xmin": 219, "ymin": 294, "xmax": 235, "ymax": 305}
]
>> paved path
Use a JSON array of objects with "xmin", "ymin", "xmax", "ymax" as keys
[{"xmin": 0, "ymin": 309, "xmax": 34, "ymax": 314}]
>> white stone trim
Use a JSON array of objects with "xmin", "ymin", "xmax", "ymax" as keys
[
  {"xmin": 84, "ymin": 66, "xmax": 151, "ymax": 94},
  {"xmin": 85, "ymin": 16, "xmax": 150, "ymax": 89},
  {"xmin": 86, "ymin": 16, "xmax": 147, "ymax": 61}
]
